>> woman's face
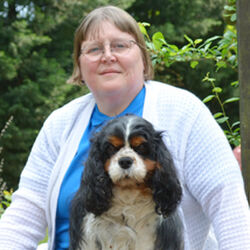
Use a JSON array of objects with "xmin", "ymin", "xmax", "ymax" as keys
[{"xmin": 79, "ymin": 21, "xmax": 145, "ymax": 106}]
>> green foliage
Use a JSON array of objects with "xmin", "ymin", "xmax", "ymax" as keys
[
  {"xmin": 129, "ymin": 0, "xmax": 225, "ymax": 43},
  {"xmin": 202, "ymin": 73, "xmax": 240, "ymax": 146},
  {"xmin": 223, "ymin": 0, "xmax": 237, "ymax": 25},
  {"xmin": 0, "ymin": 117, "xmax": 13, "ymax": 218},
  {"xmin": 0, "ymin": 190, "xmax": 12, "ymax": 218},
  {"xmin": 139, "ymin": 0, "xmax": 240, "ymax": 147},
  {"xmin": 139, "ymin": 23, "xmax": 237, "ymax": 72},
  {"xmin": 134, "ymin": 0, "xmax": 237, "ymax": 128}
]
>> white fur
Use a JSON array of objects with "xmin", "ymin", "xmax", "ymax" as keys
[
  {"xmin": 81, "ymin": 188, "xmax": 161, "ymax": 250},
  {"xmin": 108, "ymin": 146, "xmax": 147, "ymax": 184},
  {"xmin": 125, "ymin": 116, "xmax": 138, "ymax": 140}
]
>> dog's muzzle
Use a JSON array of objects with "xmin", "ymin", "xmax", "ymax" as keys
[{"xmin": 118, "ymin": 157, "xmax": 134, "ymax": 169}]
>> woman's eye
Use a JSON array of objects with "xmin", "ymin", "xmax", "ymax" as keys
[
  {"xmin": 87, "ymin": 46, "xmax": 101, "ymax": 54},
  {"xmin": 112, "ymin": 41, "xmax": 128, "ymax": 50},
  {"xmin": 115, "ymin": 43, "xmax": 125, "ymax": 48}
]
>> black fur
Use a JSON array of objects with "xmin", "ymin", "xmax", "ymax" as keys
[
  {"xmin": 151, "ymin": 131, "xmax": 182, "ymax": 217},
  {"xmin": 69, "ymin": 115, "xmax": 183, "ymax": 250},
  {"xmin": 69, "ymin": 131, "xmax": 113, "ymax": 250},
  {"xmin": 155, "ymin": 210, "xmax": 184, "ymax": 250}
]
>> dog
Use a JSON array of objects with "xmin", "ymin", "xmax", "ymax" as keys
[{"xmin": 69, "ymin": 115, "xmax": 183, "ymax": 250}]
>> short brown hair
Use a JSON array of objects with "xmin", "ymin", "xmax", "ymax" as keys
[{"xmin": 67, "ymin": 5, "xmax": 154, "ymax": 85}]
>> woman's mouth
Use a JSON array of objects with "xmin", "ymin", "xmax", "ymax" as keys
[{"xmin": 100, "ymin": 69, "xmax": 121, "ymax": 75}]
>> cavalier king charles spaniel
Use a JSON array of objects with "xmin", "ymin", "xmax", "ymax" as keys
[{"xmin": 69, "ymin": 115, "xmax": 183, "ymax": 250}]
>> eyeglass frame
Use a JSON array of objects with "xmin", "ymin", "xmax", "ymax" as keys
[{"xmin": 79, "ymin": 39, "xmax": 139, "ymax": 60}]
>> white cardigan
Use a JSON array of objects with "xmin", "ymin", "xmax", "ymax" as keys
[{"xmin": 0, "ymin": 81, "xmax": 249, "ymax": 250}]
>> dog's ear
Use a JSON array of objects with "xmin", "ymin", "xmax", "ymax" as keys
[
  {"xmin": 151, "ymin": 132, "xmax": 182, "ymax": 217},
  {"xmin": 80, "ymin": 134, "xmax": 113, "ymax": 216},
  {"xmin": 69, "ymin": 133, "xmax": 113, "ymax": 249}
]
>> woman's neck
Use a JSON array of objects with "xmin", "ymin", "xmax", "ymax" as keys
[{"xmin": 94, "ymin": 85, "xmax": 143, "ymax": 117}]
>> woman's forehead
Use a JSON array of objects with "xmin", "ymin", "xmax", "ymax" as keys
[{"xmin": 84, "ymin": 21, "xmax": 133, "ymax": 42}]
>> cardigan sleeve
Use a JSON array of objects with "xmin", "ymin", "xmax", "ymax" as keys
[
  {"xmin": 0, "ymin": 112, "xmax": 61, "ymax": 249},
  {"xmin": 183, "ymin": 103, "xmax": 250, "ymax": 250}
]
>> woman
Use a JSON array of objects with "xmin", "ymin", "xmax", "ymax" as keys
[{"xmin": 0, "ymin": 5, "xmax": 249, "ymax": 250}]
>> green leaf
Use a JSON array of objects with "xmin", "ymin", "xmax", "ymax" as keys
[
  {"xmin": 203, "ymin": 36, "xmax": 221, "ymax": 45},
  {"xmin": 213, "ymin": 112, "xmax": 223, "ymax": 119},
  {"xmin": 232, "ymin": 121, "xmax": 240, "ymax": 128},
  {"xmin": 233, "ymin": 128, "xmax": 240, "ymax": 133},
  {"xmin": 168, "ymin": 44, "xmax": 179, "ymax": 52},
  {"xmin": 216, "ymin": 117, "xmax": 229, "ymax": 124},
  {"xmin": 212, "ymin": 87, "xmax": 222, "ymax": 93},
  {"xmin": 145, "ymin": 41, "xmax": 154, "ymax": 50},
  {"xmin": 184, "ymin": 35, "xmax": 193, "ymax": 45},
  {"xmin": 140, "ymin": 22, "xmax": 151, "ymax": 27},
  {"xmin": 181, "ymin": 44, "xmax": 191, "ymax": 52},
  {"xmin": 152, "ymin": 32, "xmax": 166, "ymax": 50},
  {"xmin": 228, "ymin": 55, "xmax": 237, "ymax": 65},
  {"xmin": 202, "ymin": 73, "xmax": 216, "ymax": 83},
  {"xmin": 203, "ymin": 95, "xmax": 215, "ymax": 103},
  {"xmin": 152, "ymin": 32, "xmax": 165, "ymax": 41},
  {"xmin": 194, "ymin": 39, "xmax": 203, "ymax": 45},
  {"xmin": 190, "ymin": 61, "xmax": 199, "ymax": 68},
  {"xmin": 216, "ymin": 61, "xmax": 227, "ymax": 69},
  {"xmin": 224, "ymin": 5, "xmax": 236, "ymax": 11},
  {"xmin": 231, "ymin": 13, "xmax": 237, "ymax": 22},
  {"xmin": 223, "ymin": 97, "xmax": 240, "ymax": 104},
  {"xmin": 231, "ymin": 80, "xmax": 239, "ymax": 87},
  {"xmin": 138, "ymin": 23, "xmax": 150, "ymax": 39},
  {"xmin": 203, "ymin": 43, "xmax": 211, "ymax": 52}
]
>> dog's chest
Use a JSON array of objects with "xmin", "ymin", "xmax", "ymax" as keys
[{"xmin": 82, "ymin": 190, "xmax": 160, "ymax": 250}]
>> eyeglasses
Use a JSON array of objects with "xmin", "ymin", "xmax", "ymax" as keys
[{"xmin": 80, "ymin": 39, "xmax": 138, "ymax": 61}]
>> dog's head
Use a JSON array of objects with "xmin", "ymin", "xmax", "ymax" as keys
[
  {"xmin": 72, "ymin": 115, "xmax": 182, "ymax": 217},
  {"xmin": 98, "ymin": 114, "xmax": 165, "ymax": 189}
]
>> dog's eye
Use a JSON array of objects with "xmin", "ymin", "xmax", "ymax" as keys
[
  {"xmin": 133, "ymin": 143, "xmax": 149, "ymax": 155},
  {"xmin": 106, "ymin": 143, "xmax": 119, "ymax": 156}
]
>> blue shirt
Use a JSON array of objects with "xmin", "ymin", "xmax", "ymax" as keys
[{"xmin": 55, "ymin": 86, "xmax": 145, "ymax": 249}]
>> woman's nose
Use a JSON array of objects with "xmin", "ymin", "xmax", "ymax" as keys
[{"xmin": 101, "ymin": 45, "xmax": 116, "ymax": 62}]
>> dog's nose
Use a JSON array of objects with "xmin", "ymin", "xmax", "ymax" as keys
[{"xmin": 118, "ymin": 157, "xmax": 133, "ymax": 169}]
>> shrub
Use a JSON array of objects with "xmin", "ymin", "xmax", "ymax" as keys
[
  {"xmin": 0, "ymin": 116, "xmax": 13, "ymax": 217},
  {"xmin": 138, "ymin": 0, "xmax": 239, "ymax": 147}
]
